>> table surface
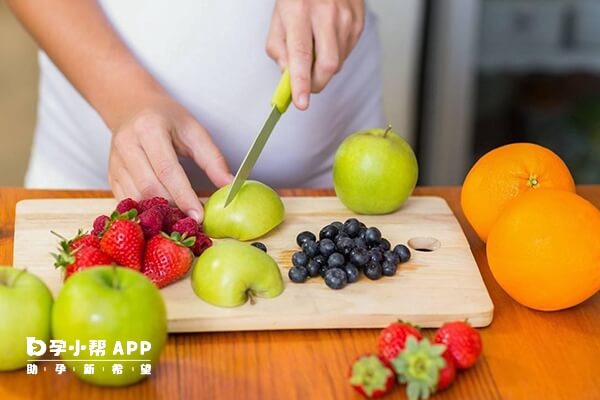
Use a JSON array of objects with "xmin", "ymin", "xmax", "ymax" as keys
[{"xmin": 0, "ymin": 186, "xmax": 598, "ymax": 400}]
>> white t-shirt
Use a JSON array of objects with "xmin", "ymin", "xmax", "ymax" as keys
[{"xmin": 25, "ymin": 1, "xmax": 384, "ymax": 191}]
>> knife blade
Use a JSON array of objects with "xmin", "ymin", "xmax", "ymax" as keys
[{"xmin": 224, "ymin": 69, "xmax": 292, "ymax": 207}]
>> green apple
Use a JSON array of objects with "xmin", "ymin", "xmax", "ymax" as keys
[
  {"xmin": 0, "ymin": 267, "xmax": 53, "ymax": 371},
  {"xmin": 333, "ymin": 127, "xmax": 418, "ymax": 214},
  {"xmin": 191, "ymin": 242, "xmax": 284, "ymax": 307},
  {"xmin": 203, "ymin": 180, "xmax": 285, "ymax": 241},
  {"xmin": 51, "ymin": 266, "xmax": 167, "ymax": 386}
]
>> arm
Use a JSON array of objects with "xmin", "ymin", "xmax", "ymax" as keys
[
  {"xmin": 8, "ymin": 0, "xmax": 232, "ymax": 221},
  {"xmin": 266, "ymin": 0, "xmax": 365, "ymax": 110}
]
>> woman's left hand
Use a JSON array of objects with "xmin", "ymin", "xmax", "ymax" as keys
[{"xmin": 266, "ymin": 0, "xmax": 365, "ymax": 110}]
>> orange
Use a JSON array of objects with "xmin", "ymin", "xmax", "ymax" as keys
[
  {"xmin": 487, "ymin": 189, "xmax": 600, "ymax": 311},
  {"xmin": 461, "ymin": 143, "xmax": 575, "ymax": 242}
]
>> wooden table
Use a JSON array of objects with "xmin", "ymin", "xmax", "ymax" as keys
[{"xmin": 0, "ymin": 186, "xmax": 599, "ymax": 400}]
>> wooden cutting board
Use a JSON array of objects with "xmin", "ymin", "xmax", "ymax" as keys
[{"xmin": 12, "ymin": 196, "xmax": 493, "ymax": 332}]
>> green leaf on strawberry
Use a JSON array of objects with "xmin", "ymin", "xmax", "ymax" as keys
[{"xmin": 391, "ymin": 337, "xmax": 446, "ymax": 400}]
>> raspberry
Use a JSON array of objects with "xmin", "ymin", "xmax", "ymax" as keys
[
  {"xmin": 163, "ymin": 207, "xmax": 187, "ymax": 233},
  {"xmin": 138, "ymin": 197, "xmax": 169, "ymax": 213},
  {"xmin": 172, "ymin": 217, "xmax": 199, "ymax": 237},
  {"xmin": 91, "ymin": 215, "xmax": 110, "ymax": 236},
  {"xmin": 138, "ymin": 206, "xmax": 165, "ymax": 238},
  {"xmin": 191, "ymin": 234, "xmax": 212, "ymax": 256},
  {"xmin": 115, "ymin": 198, "xmax": 139, "ymax": 214}
]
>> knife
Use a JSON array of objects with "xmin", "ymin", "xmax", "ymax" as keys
[{"xmin": 223, "ymin": 69, "xmax": 292, "ymax": 207}]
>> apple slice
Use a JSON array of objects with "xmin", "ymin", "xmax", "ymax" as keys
[
  {"xmin": 191, "ymin": 242, "xmax": 284, "ymax": 307},
  {"xmin": 203, "ymin": 180, "xmax": 285, "ymax": 241}
]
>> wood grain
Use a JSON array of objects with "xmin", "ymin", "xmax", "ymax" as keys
[
  {"xmin": 12, "ymin": 196, "xmax": 493, "ymax": 331},
  {"xmin": 0, "ymin": 186, "xmax": 599, "ymax": 400}
]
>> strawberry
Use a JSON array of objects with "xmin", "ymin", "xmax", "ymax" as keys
[
  {"xmin": 434, "ymin": 321, "xmax": 482, "ymax": 369},
  {"xmin": 100, "ymin": 210, "xmax": 145, "ymax": 270},
  {"xmin": 142, "ymin": 232, "xmax": 195, "ymax": 288},
  {"xmin": 437, "ymin": 351, "xmax": 456, "ymax": 391},
  {"xmin": 378, "ymin": 321, "xmax": 423, "ymax": 364},
  {"xmin": 349, "ymin": 354, "xmax": 395, "ymax": 399},
  {"xmin": 392, "ymin": 337, "xmax": 447, "ymax": 400},
  {"xmin": 52, "ymin": 236, "xmax": 114, "ymax": 280},
  {"xmin": 52, "ymin": 229, "xmax": 100, "ymax": 251}
]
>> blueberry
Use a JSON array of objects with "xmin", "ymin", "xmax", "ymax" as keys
[
  {"xmin": 319, "ymin": 225, "xmax": 338, "ymax": 240},
  {"xmin": 288, "ymin": 266, "xmax": 308, "ymax": 283},
  {"xmin": 393, "ymin": 244, "xmax": 411, "ymax": 263},
  {"xmin": 383, "ymin": 250, "xmax": 400, "ymax": 266},
  {"xmin": 382, "ymin": 260, "xmax": 397, "ymax": 276},
  {"xmin": 358, "ymin": 228, "xmax": 367, "ymax": 240},
  {"xmin": 250, "ymin": 242, "xmax": 267, "ymax": 252},
  {"xmin": 379, "ymin": 238, "xmax": 391, "ymax": 251},
  {"xmin": 291, "ymin": 251, "xmax": 309, "ymax": 267},
  {"xmin": 296, "ymin": 231, "xmax": 316, "ymax": 247},
  {"xmin": 354, "ymin": 237, "xmax": 368, "ymax": 249},
  {"xmin": 302, "ymin": 240, "xmax": 319, "ymax": 258},
  {"xmin": 369, "ymin": 249, "xmax": 384, "ymax": 263},
  {"xmin": 328, "ymin": 252, "xmax": 345, "ymax": 268},
  {"xmin": 365, "ymin": 227, "xmax": 382, "ymax": 245},
  {"xmin": 313, "ymin": 254, "xmax": 327, "ymax": 267},
  {"xmin": 331, "ymin": 221, "xmax": 344, "ymax": 232},
  {"xmin": 318, "ymin": 238, "xmax": 336, "ymax": 257},
  {"xmin": 364, "ymin": 261, "xmax": 383, "ymax": 280},
  {"xmin": 343, "ymin": 218, "xmax": 361, "ymax": 237},
  {"xmin": 324, "ymin": 268, "xmax": 348, "ymax": 289},
  {"xmin": 336, "ymin": 237, "xmax": 355, "ymax": 256},
  {"xmin": 306, "ymin": 259, "xmax": 321, "ymax": 277},
  {"xmin": 319, "ymin": 265, "xmax": 331, "ymax": 278},
  {"xmin": 344, "ymin": 263, "xmax": 360, "ymax": 283},
  {"xmin": 334, "ymin": 232, "xmax": 349, "ymax": 243},
  {"xmin": 349, "ymin": 247, "xmax": 370, "ymax": 266},
  {"xmin": 359, "ymin": 221, "xmax": 367, "ymax": 229}
]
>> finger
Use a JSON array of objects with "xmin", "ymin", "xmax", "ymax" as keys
[
  {"xmin": 112, "ymin": 152, "xmax": 144, "ymax": 201},
  {"xmin": 266, "ymin": 8, "xmax": 288, "ymax": 70},
  {"xmin": 112, "ymin": 180, "xmax": 125, "ymax": 201},
  {"xmin": 337, "ymin": 7, "xmax": 354, "ymax": 60},
  {"xmin": 182, "ymin": 122, "xmax": 234, "ymax": 188},
  {"xmin": 113, "ymin": 133, "xmax": 171, "ymax": 200},
  {"xmin": 347, "ymin": 0, "xmax": 365, "ymax": 55},
  {"xmin": 280, "ymin": 3, "xmax": 313, "ymax": 110},
  {"xmin": 312, "ymin": 7, "xmax": 340, "ymax": 93},
  {"xmin": 140, "ymin": 128, "xmax": 204, "ymax": 222}
]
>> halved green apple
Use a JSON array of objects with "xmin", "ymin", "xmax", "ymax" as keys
[
  {"xmin": 203, "ymin": 180, "xmax": 284, "ymax": 241},
  {"xmin": 191, "ymin": 242, "xmax": 284, "ymax": 307}
]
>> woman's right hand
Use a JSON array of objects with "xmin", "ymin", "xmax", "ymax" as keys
[{"xmin": 109, "ymin": 95, "xmax": 233, "ymax": 222}]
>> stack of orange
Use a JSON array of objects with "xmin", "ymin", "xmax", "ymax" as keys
[{"xmin": 461, "ymin": 143, "xmax": 600, "ymax": 311}]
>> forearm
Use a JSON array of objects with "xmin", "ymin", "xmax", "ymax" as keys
[{"xmin": 8, "ymin": 0, "xmax": 165, "ymax": 131}]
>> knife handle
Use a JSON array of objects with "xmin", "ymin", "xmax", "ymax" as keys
[{"xmin": 271, "ymin": 69, "xmax": 292, "ymax": 114}]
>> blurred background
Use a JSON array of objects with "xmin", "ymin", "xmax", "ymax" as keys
[{"xmin": 0, "ymin": 0, "xmax": 598, "ymax": 187}]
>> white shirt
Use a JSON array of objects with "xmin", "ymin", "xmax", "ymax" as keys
[{"xmin": 25, "ymin": 1, "xmax": 384, "ymax": 191}]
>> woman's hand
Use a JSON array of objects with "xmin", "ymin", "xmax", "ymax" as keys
[
  {"xmin": 109, "ymin": 95, "xmax": 233, "ymax": 221},
  {"xmin": 266, "ymin": 0, "xmax": 365, "ymax": 110}
]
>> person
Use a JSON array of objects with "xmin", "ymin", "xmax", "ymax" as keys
[{"xmin": 9, "ymin": 0, "xmax": 384, "ymax": 221}]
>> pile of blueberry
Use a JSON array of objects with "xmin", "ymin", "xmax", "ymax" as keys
[{"xmin": 288, "ymin": 218, "xmax": 411, "ymax": 290}]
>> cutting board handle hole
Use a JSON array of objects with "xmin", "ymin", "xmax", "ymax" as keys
[{"xmin": 408, "ymin": 237, "xmax": 441, "ymax": 252}]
